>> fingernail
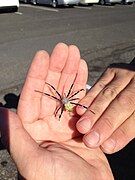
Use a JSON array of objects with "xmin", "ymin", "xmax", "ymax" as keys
[
  {"xmin": 77, "ymin": 118, "xmax": 92, "ymax": 133},
  {"xmin": 102, "ymin": 139, "xmax": 116, "ymax": 152},
  {"xmin": 84, "ymin": 131, "xmax": 100, "ymax": 147}
]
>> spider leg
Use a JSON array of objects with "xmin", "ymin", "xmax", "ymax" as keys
[
  {"xmin": 70, "ymin": 102, "xmax": 95, "ymax": 114},
  {"xmin": 45, "ymin": 82, "xmax": 62, "ymax": 100},
  {"xmin": 69, "ymin": 98, "xmax": 80, "ymax": 101},
  {"xmin": 70, "ymin": 102, "xmax": 87, "ymax": 109},
  {"xmin": 66, "ymin": 74, "xmax": 78, "ymax": 98},
  {"xmin": 35, "ymin": 90, "xmax": 61, "ymax": 102},
  {"xmin": 59, "ymin": 105, "xmax": 65, "ymax": 121},
  {"xmin": 55, "ymin": 105, "xmax": 62, "ymax": 117},
  {"xmin": 68, "ymin": 89, "xmax": 84, "ymax": 99}
]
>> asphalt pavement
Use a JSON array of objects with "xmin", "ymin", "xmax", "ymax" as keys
[{"xmin": 0, "ymin": 2, "xmax": 135, "ymax": 179}]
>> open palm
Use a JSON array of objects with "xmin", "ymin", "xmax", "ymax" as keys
[
  {"xmin": 17, "ymin": 43, "xmax": 88, "ymax": 143},
  {"xmin": 0, "ymin": 43, "xmax": 114, "ymax": 179}
]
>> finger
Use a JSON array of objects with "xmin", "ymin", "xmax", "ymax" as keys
[
  {"xmin": 73, "ymin": 59, "xmax": 88, "ymax": 99},
  {"xmin": 0, "ymin": 108, "xmax": 39, "ymax": 166},
  {"xmin": 18, "ymin": 51, "xmax": 49, "ymax": 123},
  {"xmin": 40, "ymin": 43, "xmax": 68, "ymax": 118},
  {"xmin": 76, "ymin": 70, "xmax": 133, "ymax": 134},
  {"xmin": 83, "ymin": 78, "xmax": 135, "ymax": 148},
  {"xmin": 101, "ymin": 112, "xmax": 135, "ymax": 154},
  {"xmin": 52, "ymin": 45, "xmax": 81, "ymax": 119},
  {"xmin": 66, "ymin": 59, "xmax": 88, "ymax": 116},
  {"xmin": 58, "ymin": 45, "xmax": 81, "ymax": 96},
  {"xmin": 76, "ymin": 67, "xmax": 116, "ymax": 115}
]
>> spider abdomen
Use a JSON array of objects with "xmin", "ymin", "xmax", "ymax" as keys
[{"xmin": 64, "ymin": 101, "xmax": 73, "ymax": 112}]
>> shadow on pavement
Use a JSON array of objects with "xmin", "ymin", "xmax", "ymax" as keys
[
  {"xmin": 0, "ymin": 93, "xmax": 20, "ymax": 151},
  {"xmin": 1, "ymin": 93, "xmax": 20, "ymax": 109}
]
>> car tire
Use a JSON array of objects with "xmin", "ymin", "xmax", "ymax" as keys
[
  {"xmin": 121, "ymin": 0, "xmax": 127, "ymax": 4},
  {"xmin": 88, "ymin": 3, "xmax": 93, "ymax": 6},
  {"xmin": 121, "ymin": 0, "xmax": 133, "ymax": 4},
  {"xmin": 12, "ymin": 6, "xmax": 18, "ymax": 12},
  {"xmin": 99, "ymin": 0, "xmax": 106, "ymax": 5},
  {"xmin": 68, "ymin": 4, "xmax": 75, "ymax": 7},
  {"xmin": 27, "ymin": 0, "xmax": 31, "ymax": 3},
  {"xmin": 24, "ymin": 0, "xmax": 29, "ymax": 3},
  {"xmin": 127, "ymin": 2, "xmax": 133, "ymax": 4},
  {"xmin": 31, "ymin": 0, "xmax": 37, "ymax": 5},
  {"xmin": 52, "ymin": 0, "xmax": 58, "ymax": 8}
]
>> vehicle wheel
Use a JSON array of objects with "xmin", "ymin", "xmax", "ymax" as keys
[
  {"xmin": 26, "ymin": 0, "xmax": 31, "ymax": 3},
  {"xmin": 68, "ymin": 4, "xmax": 74, "ymax": 7},
  {"xmin": 121, "ymin": 0, "xmax": 132, "ymax": 4},
  {"xmin": 88, "ymin": 3, "xmax": 93, "ymax": 6},
  {"xmin": 128, "ymin": 2, "xmax": 133, "ymax": 4},
  {"xmin": 99, "ymin": 0, "xmax": 106, "ymax": 5},
  {"xmin": 31, "ymin": 0, "xmax": 37, "ymax": 5},
  {"xmin": 24, "ymin": 0, "xmax": 29, "ymax": 3},
  {"xmin": 12, "ymin": 7, "xmax": 18, "ymax": 12},
  {"xmin": 52, "ymin": 0, "xmax": 58, "ymax": 8},
  {"xmin": 121, "ymin": 0, "xmax": 126, "ymax": 4}
]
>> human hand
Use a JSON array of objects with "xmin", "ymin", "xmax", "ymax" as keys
[
  {"xmin": 76, "ymin": 64, "xmax": 135, "ymax": 154},
  {"xmin": 0, "ymin": 43, "xmax": 114, "ymax": 179},
  {"xmin": 0, "ymin": 108, "xmax": 113, "ymax": 180},
  {"xmin": 17, "ymin": 43, "xmax": 89, "ymax": 143}
]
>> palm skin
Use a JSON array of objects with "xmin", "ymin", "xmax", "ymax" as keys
[
  {"xmin": 7, "ymin": 43, "xmax": 114, "ymax": 179},
  {"xmin": 17, "ymin": 43, "xmax": 88, "ymax": 143}
]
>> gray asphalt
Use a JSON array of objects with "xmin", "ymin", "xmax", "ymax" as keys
[{"xmin": 0, "ymin": 3, "xmax": 135, "ymax": 179}]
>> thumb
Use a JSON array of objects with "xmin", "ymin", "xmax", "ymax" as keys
[{"xmin": 0, "ymin": 108, "xmax": 39, "ymax": 168}]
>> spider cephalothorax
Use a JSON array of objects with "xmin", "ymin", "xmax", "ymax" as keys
[{"xmin": 35, "ymin": 79, "xmax": 94, "ymax": 120}]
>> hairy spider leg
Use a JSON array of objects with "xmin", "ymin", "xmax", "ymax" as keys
[
  {"xmin": 45, "ymin": 82, "xmax": 62, "ymax": 100},
  {"xmin": 69, "ymin": 98, "xmax": 80, "ymax": 101},
  {"xmin": 59, "ymin": 105, "xmax": 65, "ymax": 121},
  {"xmin": 70, "ymin": 102, "xmax": 95, "ymax": 114},
  {"xmin": 70, "ymin": 102, "xmax": 88, "ymax": 109},
  {"xmin": 35, "ymin": 90, "xmax": 64, "ymax": 119},
  {"xmin": 55, "ymin": 105, "xmax": 62, "ymax": 117},
  {"xmin": 35, "ymin": 90, "xmax": 61, "ymax": 102},
  {"xmin": 45, "ymin": 83, "xmax": 65, "ymax": 119},
  {"xmin": 68, "ymin": 89, "xmax": 84, "ymax": 100},
  {"xmin": 66, "ymin": 74, "xmax": 78, "ymax": 98}
]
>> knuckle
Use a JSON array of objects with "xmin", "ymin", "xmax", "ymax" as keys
[
  {"xmin": 117, "ymin": 92, "xmax": 135, "ymax": 108},
  {"xmin": 98, "ymin": 81, "xmax": 106, "ymax": 89},
  {"xmin": 106, "ymin": 67, "xmax": 116, "ymax": 75},
  {"xmin": 103, "ymin": 117, "xmax": 115, "ymax": 131},
  {"xmin": 131, "ymin": 77, "xmax": 135, "ymax": 88},
  {"xmin": 89, "ymin": 105, "xmax": 101, "ymax": 115},
  {"xmin": 121, "ymin": 69, "xmax": 135, "ymax": 76},
  {"xmin": 118, "ymin": 127, "xmax": 129, "ymax": 141},
  {"xmin": 102, "ymin": 86, "xmax": 117, "ymax": 99},
  {"xmin": 79, "ymin": 94, "xmax": 92, "ymax": 106}
]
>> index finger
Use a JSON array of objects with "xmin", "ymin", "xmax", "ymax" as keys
[{"xmin": 76, "ymin": 68, "xmax": 115, "ymax": 115}]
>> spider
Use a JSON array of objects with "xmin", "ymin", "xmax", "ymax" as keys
[{"xmin": 35, "ymin": 78, "xmax": 95, "ymax": 120}]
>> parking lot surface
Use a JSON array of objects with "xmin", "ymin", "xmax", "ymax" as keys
[{"xmin": 0, "ymin": 3, "xmax": 135, "ymax": 179}]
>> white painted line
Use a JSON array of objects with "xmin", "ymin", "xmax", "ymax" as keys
[
  {"xmin": 74, "ymin": 5, "xmax": 92, "ymax": 10},
  {"xmin": 15, "ymin": 11, "xmax": 23, "ymax": 15},
  {"xmin": 20, "ymin": 4, "xmax": 59, "ymax": 12}
]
